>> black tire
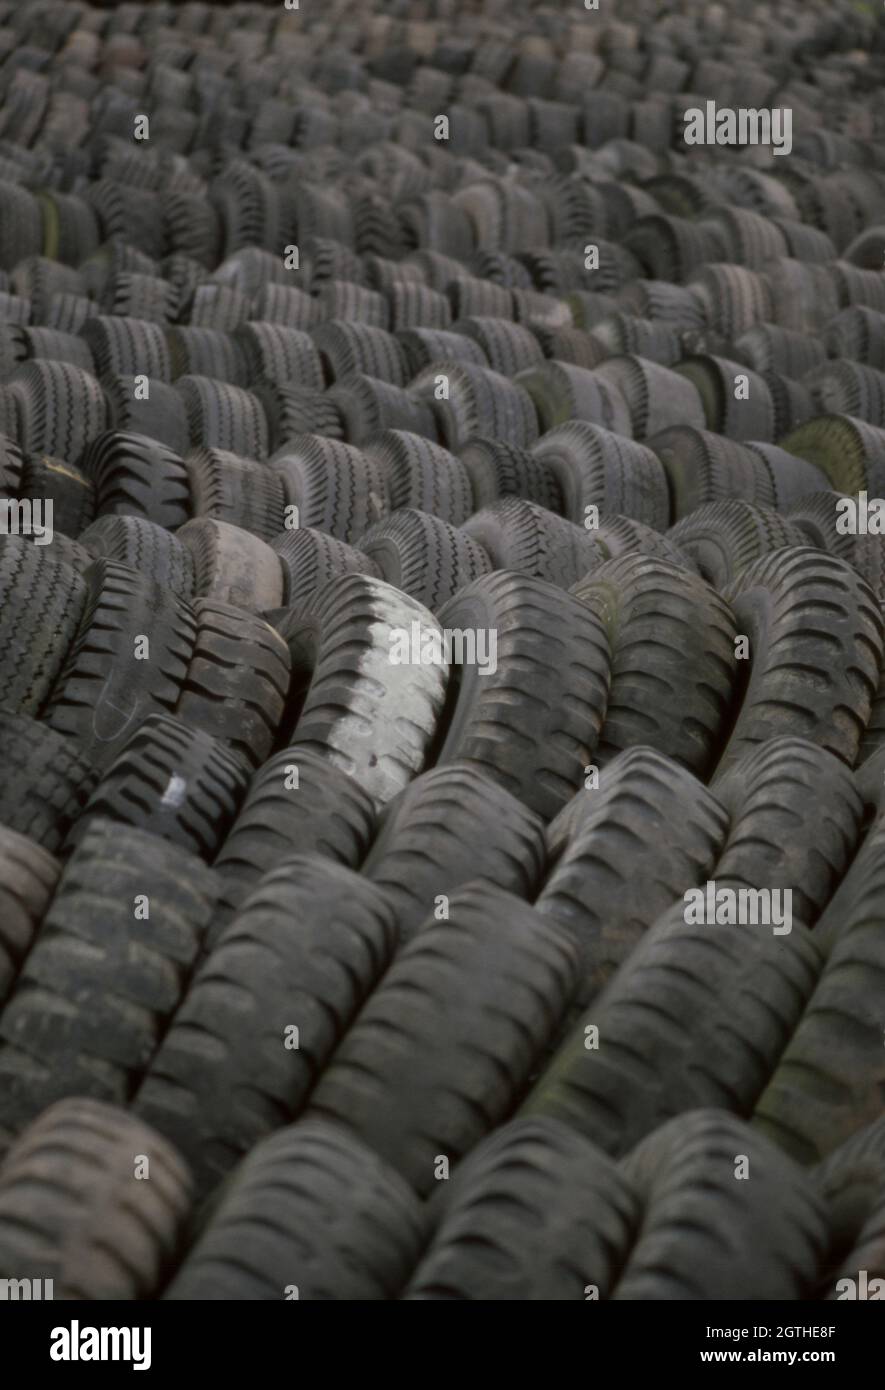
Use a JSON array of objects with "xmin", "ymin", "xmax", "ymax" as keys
[
  {"xmin": 434, "ymin": 571, "xmax": 611, "ymax": 820},
  {"xmin": 175, "ymin": 376, "xmax": 269, "ymax": 460},
  {"xmin": 522, "ymin": 892, "xmax": 823, "ymax": 1158},
  {"xmin": 312, "ymin": 321, "xmax": 409, "ymax": 386},
  {"xmin": 8, "ymin": 360, "xmax": 107, "ymax": 461},
  {"xmin": 178, "ymin": 519, "xmax": 285, "ymax": 613},
  {"xmin": 164, "ymin": 1120, "xmax": 426, "ymax": 1300},
  {"xmin": 0, "ymin": 818, "xmax": 218, "ymax": 1138},
  {"xmin": 307, "ymin": 882, "xmax": 579, "ymax": 1195},
  {"xmin": 459, "ymin": 436, "xmax": 563, "ymax": 512},
  {"xmin": 667, "ymin": 501, "xmax": 810, "ymax": 589},
  {"xmin": 0, "ymin": 1098, "xmax": 192, "ymax": 1300},
  {"xmin": 357, "ymin": 508, "xmax": 492, "ymax": 610},
  {"xmin": 214, "ymin": 748, "xmax": 376, "ymax": 936},
  {"xmin": 405, "ymin": 1117, "xmax": 639, "ymax": 1301},
  {"xmin": 572, "ymin": 553, "xmax": 738, "ymax": 777},
  {"xmin": 166, "ymin": 327, "xmax": 252, "ymax": 388},
  {"xmin": 612, "ymin": 1110, "xmax": 828, "ymax": 1301},
  {"xmin": 410, "ymin": 360, "xmax": 540, "ymax": 451},
  {"xmin": 278, "ymin": 573, "xmax": 449, "ymax": 805},
  {"xmin": 133, "ymin": 857, "xmax": 397, "ymax": 1198},
  {"xmin": 173, "ymin": 598, "xmax": 290, "ymax": 771},
  {"xmin": 531, "ymin": 421, "xmax": 670, "ymax": 530},
  {"xmin": 595, "ymin": 355, "xmax": 707, "ymax": 439},
  {"xmin": 0, "ymin": 826, "xmax": 59, "ymax": 1004},
  {"xmin": 329, "ymin": 373, "xmax": 440, "ymax": 447},
  {"xmin": 815, "ymin": 1116, "xmax": 885, "ymax": 1292},
  {"xmin": 396, "ymin": 326, "xmax": 488, "ymax": 376},
  {"xmin": 755, "ymin": 815, "xmax": 885, "ymax": 1163},
  {"xmin": 236, "ymin": 322, "xmax": 324, "ymax": 390},
  {"xmin": 715, "ymin": 547, "xmax": 883, "ymax": 779},
  {"xmin": 18, "ymin": 453, "xmax": 96, "ymax": 538},
  {"xmin": 711, "ymin": 737, "xmax": 864, "ymax": 928},
  {"xmin": 464, "ymin": 498, "xmax": 606, "ymax": 589},
  {"xmin": 362, "ymin": 761, "xmax": 546, "ymax": 944},
  {"xmin": 364, "ymin": 430, "xmax": 474, "ymax": 525},
  {"xmin": 80, "ymin": 430, "xmax": 192, "ymax": 530},
  {"xmin": 516, "ymin": 361, "xmax": 633, "ymax": 437},
  {"xmin": 452, "ymin": 316, "xmax": 544, "ymax": 375},
  {"xmin": 101, "ymin": 375, "xmax": 191, "ymax": 456},
  {"xmin": 0, "ymin": 536, "xmax": 88, "ymax": 716},
  {"xmin": 271, "ymin": 435, "xmax": 389, "ymax": 543},
  {"xmin": 80, "ymin": 315, "xmax": 173, "ymax": 383},
  {"xmin": 187, "ymin": 445, "xmax": 287, "ymax": 541},
  {"xmin": 254, "ymin": 381, "xmax": 345, "ymax": 451},
  {"xmin": 781, "ymin": 414, "xmax": 885, "ymax": 496},
  {"xmin": 0, "ymin": 709, "xmax": 98, "ymax": 855},
  {"xmin": 79, "ymin": 515, "xmax": 196, "ymax": 599},
  {"xmin": 43, "ymin": 557, "xmax": 197, "ymax": 769},
  {"xmin": 537, "ymin": 748, "xmax": 728, "ymax": 1005},
  {"xmin": 69, "ymin": 713, "xmax": 249, "ymax": 863}
]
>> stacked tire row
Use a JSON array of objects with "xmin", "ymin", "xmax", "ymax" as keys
[{"xmin": 0, "ymin": 0, "xmax": 884, "ymax": 1301}]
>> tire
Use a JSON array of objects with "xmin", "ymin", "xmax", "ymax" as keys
[
  {"xmin": 522, "ymin": 893, "xmax": 823, "ymax": 1158},
  {"xmin": 0, "ymin": 709, "xmax": 97, "ymax": 854},
  {"xmin": 278, "ymin": 573, "xmax": 449, "ymax": 805},
  {"xmin": 18, "ymin": 453, "xmax": 96, "ymax": 538},
  {"xmin": 69, "ymin": 713, "xmax": 249, "ymax": 863},
  {"xmin": 572, "ymin": 553, "xmax": 738, "ymax": 776},
  {"xmin": 133, "ymin": 857, "xmax": 397, "ymax": 1198},
  {"xmin": 714, "ymin": 547, "xmax": 883, "ymax": 779},
  {"xmin": 464, "ymin": 499, "xmax": 607, "ymax": 588},
  {"xmin": 80, "ymin": 314, "xmax": 173, "ymax": 383},
  {"xmin": 815, "ymin": 1116, "xmax": 885, "ymax": 1291},
  {"xmin": 0, "ymin": 536, "xmax": 88, "ymax": 716},
  {"xmin": 459, "ymin": 436, "xmax": 563, "ymax": 512},
  {"xmin": 8, "ymin": 360, "xmax": 107, "ymax": 461},
  {"xmin": 254, "ymin": 382, "xmax": 345, "ymax": 451},
  {"xmin": 595, "ymin": 355, "xmax": 707, "ymax": 439},
  {"xmin": 79, "ymin": 515, "xmax": 196, "ymax": 599},
  {"xmin": 213, "ymin": 748, "xmax": 376, "ymax": 936},
  {"xmin": 0, "ymin": 826, "xmax": 59, "ymax": 1004},
  {"xmin": 0, "ymin": 1098, "xmax": 192, "ymax": 1300},
  {"xmin": 434, "ymin": 571, "xmax": 611, "ymax": 820},
  {"xmin": 358, "ymin": 508, "xmax": 492, "ymax": 610},
  {"xmin": 164, "ymin": 1120, "xmax": 426, "ymax": 1300},
  {"xmin": 178, "ymin": 519, "xmax": 284, "ymax": 613},
  {"xmin": 166, "ymin": 327, "xmax": 252, "ymax": 388},
  {"xmin": 271, "ymin": 435, "xmax": 389, "ymax": 543},
  {"xmin": 236, "ymin": 322, "xmax": 324, "ymax": 390},
  {"xmin": 781, "ymin": 415, "xmax": 885, "ymax": 496},
  {"xmin": 329, "ymin": 373, "xmax": 440, "ymax": 447},
  {"xmin": 410, "ymin": 360, "xmax": 540, "ymax": 451},
  {"xmin": 80, "ymin": 430, "xmax": 192, "ymax": 530},
  {"xmin": 537, "ymin": 748, "xmax": 728, "ymax": 1005},
  {"xmin": 43, "ymin": 557, "xmax": 197, "ymax": 769},
  {"xmin": 667, "ymin": 501, "xmax": 810, "ymax": 589},
  {"xmin": 307, "ymin": 881, "xmax": 579, "ymax": 1195},
  {"xmin": 675, "ymin": 353, "xmax": 776, "ymax": 442},
  {"xmin": 312, "ymin": 321, "xmax": 409, "ymax": 385},
  {"xmin": 531, "ymin": 421, "xmax": 670, "ymax": 530},
  {"xmin": 187, "ymin": 445, "xmax": 287, "ymax": 541},
  {"xmin": 612, "ymin": 1110, "xmax": 828, "ymax": 1300},
  {"xmin": 753, "ymin": 835, "xmax": 885, "ymax": 1166},
  {"xmin": 174, "ymin": 598, "xmax": 290, "ymax": 771},
  {"xmin": 362, "ymin": 761, "xmax": 546, "ymax": 943},
  {"xmin": 175, "ymin": 376, "xmax": 269, "ymax": 460},
  {"xmin": 364, "ymin": 430, "xmax": 474, "ymax": 525},
  {"xmin": 396, "ymin": 326, "xmax": 489, "ymax": 376},
  {"xmin": 0, "ymin": 818, "xmax": 218, "ymax": 1138},
  {"xmin": 516, "ymin": 361, "xmax": 633, "ymax": 437},
  {"xmin": 272, "ymin": 527, "xmax": 380, "ymax": 607},
  {"xmin": 452, "ymin": 316, "xmax": 544, "ymax": 375},
  {"xmin": 101, "ymin": 375, "xmax": 191, "ymax": 456},
  {"xmin": 711, "ymin": 737, "xmax": 864, "ymax": 928},
  {"xmin": 405, "ymin": 1117, "xmax": 639, "ymax": 1301}
]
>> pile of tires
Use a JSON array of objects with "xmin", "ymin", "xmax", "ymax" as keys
[{"xmin": 0, "ymin": 0, "xmax": 883, "ymax": 1302}]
